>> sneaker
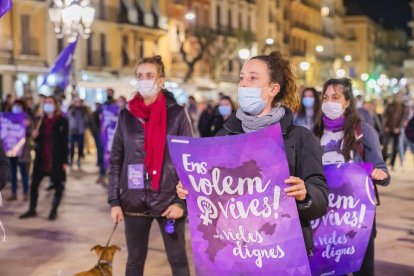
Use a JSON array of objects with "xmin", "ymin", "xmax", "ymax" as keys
[
  {"xmin": 48, "ymin": 211, "xmax": 57, "ymax": 221},
  {"xmin": 19, "ymin": 210, "xmax": 37, "ymax": 219},
  {"xmin": 6, "ymin": 194, "xmax": 17, "ymax": 201}
]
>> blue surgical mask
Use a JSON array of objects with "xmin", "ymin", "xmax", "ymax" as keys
[
  {"xmin": 12, "ymin": 105, "xmax": 23, "ymax": 114},
  {"xmin": 218, "ymin": 105, "xmax": 232, "ymax": 117},
  {"xmin": 238, "ymin": 87, "xmax": 269, "ymax": 116},
  {"xmin": 43, "ymin": 103, "xmax": 55, "ymax": 114},
  {"xmin": 302, "ymin": 97, "xmax": 315, "ymax": 108}
]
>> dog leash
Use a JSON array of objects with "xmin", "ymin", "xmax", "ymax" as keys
[{"xmin": 96, "ymin": 222, "xmax": 118, "ymax": 269}]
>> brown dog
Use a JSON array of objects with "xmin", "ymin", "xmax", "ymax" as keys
[{"xmin": 74, "ymin": 244, "xmax": 120, "ymax": 276}]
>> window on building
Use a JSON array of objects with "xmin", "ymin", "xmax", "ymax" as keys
[
  {"xmin": 195, "ymin": 6, "xmax": 199, "ymax": 27},
  {"xmin": 57, "ymin": 38, "xmax": 63, "ymax": 53},
  {"xmin": 139, "ymin": 38, "xmax": 144, "ymax": 59},
  {"xmin": 204, "ymin": 8, "xmax": 209, "ymax": 27},
  {"xmin": 238, "ymin": 11, "xmax": 242, "ymax": 29},
  {"xmin": 100, "ymin": 33, "xmax": 107, "ymax": 66},
  {"xmin": 248, "ymin": 14, "xmax": 251, "ymax": 31},
  {"xmin": 122, "ymin": 35, "xmax": 129, "ymax": 66},
  {"xmin": 216, "ymin": 5, "xmax": 221, "ymax": 29},
  {"xmin": 228, "ymin": 59, "xmax": 233, "ymax": 72},
  {"xmin": 99, "ymin": 0, "xmax": 105, "ymax": 20},
  {"xmin": 228, "ymin": 9, "xmax": 232, "ymax": 33},
  {"xmin": 21, "ymin": 15, "xmax": 31, "ymax": 54},
  {"xmin": 87, "ymin": 34, "xmax": 93, "ymax": 66}
]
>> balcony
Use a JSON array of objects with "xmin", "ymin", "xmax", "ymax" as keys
[
  {"xmin": 21, "ymin": 38, "xmax": 39, "ymax": 56},
  {"xmin": 291, "ymin": 22, "xmax": 321, "ymax": 35},
  {"xmin": 291, "ymin": 49, "xmax": 306, "ymax": 57},
  {"xmin": 97, "ymin": 6, "xmax": 119, "ymax": 22},
  {"xmin": 302, "ymin": 0, "xmax": 320, "ymax": 11}
]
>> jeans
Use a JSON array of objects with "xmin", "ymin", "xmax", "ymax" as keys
[
  {"xmin": 29, "ymin": 172, "xmax": 64, "ymax": 214},
  {"xmin": 93, "ymin": 134, "xmax": 105, "ymax": 177},
  {"xmin": 70, "ymin": 134, "xmax": 85, "ymax": 163},
  {"xmin": 124, "ymin": 215, "xmax": 189, "ymax": 276},
  {"xmin": 9, "ymin": 157, "xmax": 29, "ymax": 195},
  {"xmin": 382, "ymin": 132, "xmax": 400, "ymax": 167}
]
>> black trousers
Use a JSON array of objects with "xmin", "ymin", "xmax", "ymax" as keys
[
  {"xmin": 382, "ymin": 132, "xmax": 400, "ymax": 167},
  {"xmin": 350, "ymin": 219, "xmax": 376, "ymax": 276},
  {"xmin": 29, "ymin": 172, "xmax": 64, "ymax": 214},
  {"xmin": 124, "ymin": 215, "xmax": 189, "ymax": 276}
]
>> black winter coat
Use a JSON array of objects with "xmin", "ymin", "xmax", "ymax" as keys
[
  {"xmin": 0, "ymin": 140, "xmax": 9, "ymax": 191},
  {"xmin": 217, "ymin": 107, "xmax": 328, "ymax": 252},
  {"xmin": 107, "ymin": 91, "xmax": 192, "ymax": 217},
  {"xmin": 33, "ymin": 115, "xmax": 69, "ymax": 182}
]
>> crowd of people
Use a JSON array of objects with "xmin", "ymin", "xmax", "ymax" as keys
[{"xmin": 0, "ymin": 51, "xmax": 413, "ymax": 275}]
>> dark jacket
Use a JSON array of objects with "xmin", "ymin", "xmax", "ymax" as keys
[
  {"xmin": 108, "ymin": 91, "xmax": 193, "ymax": 217},
  {"xmin": 33, "ymin": 115, "xmax": 69, "ymax": 182},
  {"xmin": 217, "ymin": 107, "xmax": 328, "ymax": 252},
  {"xmin": 0, "ymin": 140, "xmax": 9, "ymax": 191}
]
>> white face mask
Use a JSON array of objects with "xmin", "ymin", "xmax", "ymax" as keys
[
  {"xmin": 137, "ymin": 80, "xmax": 160, "ymax": 97},
  {"xmin": 322, "ymin": 102, "xmax": 344, "ymax": 120}
]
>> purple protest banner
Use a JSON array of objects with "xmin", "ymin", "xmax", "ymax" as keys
[
  {"xmin": 309, "ymin": 163, "xmax": 376, "ymax": 276},
  {"xmin": 0, "ymin": 112, "xmax": 26, "ymax": 157},
  {"xmin": 101, "ymin": 105, "xmax": 120, "ymax": 170},
  {"xmin": 168, "ymin": 124, "xmax": 311, "ymax": 276}
]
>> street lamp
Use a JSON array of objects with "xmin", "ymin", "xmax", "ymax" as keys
[
  {"xmin": 336, "ymin": 69, "xmax": 346, "ymax": 78},
  {"xmin": 48, "ymin": 0, "xmax": 95, "ymax": 42},
  {"xmin": 344, "ymin": 55, "xmax": 352, "ymax": 62},
  {"xmin": 299, "ymin": 61, "xmax": 310, "ymax": 71},
  {"xmin": 360, "ymin": 73, "xmax": 369, "ymax": 81},
  {"xmin": 315, "ymin": 45, "xmax": 324, "ymax": 53},
  {"xmin": 265, "ymin": 38, "xmax": 274, "ymax": 45},
  {"xmin": 238, "ymin": 48, "xmax": 251, "ymax": 60},
  {"xmin": 184, "ymin": 11, "xmax": 196, "ymax": 20}
]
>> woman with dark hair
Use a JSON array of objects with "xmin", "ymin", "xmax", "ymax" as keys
[
  {"xmin": 178, "ymin": 51, "xmax": 328, "ymax": 255},
  {"xmin": 108, "ymin": 55, "xmax": 192, "ymax": 276},
  {"xmin": 294, "ymin": 87, "xmax": 321, "ymax": 132},
  {"xmin": 6, "ymin": 99, "xmax": 33, "ymax": 201},
  {"xmin": 211, "ymin": 95, "xmax": 236, "ymax": 135},
  {"xmin": 20, "ymin": 96, "xmax": 68, "ymax": 220},
  {"xmin": 314, "ymin": 78, "xmax": 390, "ymax": 276}
]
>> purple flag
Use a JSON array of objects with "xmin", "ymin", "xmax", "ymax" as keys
[
  {"xmin": 0, "ymin": 112, "xmax": 26, "ymax": 157},
  {"xmin": 40, "ymin": 40, "xmax": 78, "ymax": 89},
  {"xmin": 0, "ymin": 0, "xmax": 12, "ymax": 18},
  {"xmin": 101, "ymin": 104, "xmax": 120, "ymax": 170},
  {"xmin": 168, "ymin": 124, "xmax": 311, "ymax": 276},
  {"xmin": 309, "ymin": 163, "xmax": 376, "ymax": 276}
]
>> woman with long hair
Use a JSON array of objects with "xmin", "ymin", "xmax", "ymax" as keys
[
  {"xmin": 20, "ymin": 96, "xmax": 68, "ymax": 220},
  {"xmin": 177, "ymin": 51, "xmax": 328, "ymax": 255},
  {"xmin": 294, "ymin": 87, "xmax": 321, "ymax": 132},
  {"xmin": 314, "ymin": 78, "xmax": 390, "ymax": 275},
  {"xmin": 108, "ymin": 55, "xmax": 192, "ymax": 276}
]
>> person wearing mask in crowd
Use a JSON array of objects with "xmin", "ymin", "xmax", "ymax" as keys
[
  {"xmin": 67, "ymin": 97, "xmax": 90, "ymax": 169},
  {"xmin": 20, "ymin": 96, "xmax": 69, "ymax": 221},
  {"xmin": 356, "ymin": 95, "xmax": 375, "ymax": 127},
  {"xmin": 108, "ymin": 55, "xmax": 192, "ymax": 276},
  {"xmin": 314, "ymin": 78, "xmax": 390, "ymax": 276},
  {"xmin": 6, "ymin": 99, "xmax": 33, "ymax": 201},
  {"xmin": 382, "ymin": 92, "xmax": 408, "ymax": 170},
  {"xmin": 105, "ymin": 88, "xmax": 116, "ymax": 105},
  {"xmin": 294, "ymin": 87, "xmax": 321, "ymax": 132},
  {"xmin": 177, "ymin": 51, "xmax": 328, "ymax": 256},
  {"xmin": 2, "ymin": 94, "xmax": 15, "ymax": 112},
  {"xmin": 187, "ymin": 96, "xmax": 200, "ymax": 136},
  {"xmin": 117, "ymin": 96, "xmax": 127, "ymax": 109},
  {"xmin": 197, "ymin": 101, "xmax": 215, "ymax": 137},
  {"xmin": 92, "ymin": 102, "xmax": 106, "ymax": 185},
  {"xmin": 211, "ymin": 96, "xmax": 235, "ymax": 135}
]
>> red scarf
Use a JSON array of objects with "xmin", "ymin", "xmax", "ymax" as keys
[{"xmin": 128, "ymin": 93, "xmax": 167, "ymax": 192}]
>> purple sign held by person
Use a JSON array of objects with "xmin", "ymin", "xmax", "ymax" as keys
[
  {"xmin": 168, "ymin": 124, "xmax": 311, "ymax": 276},
  {"xmin": 101, "ymin": 104, "xmax": 120, "ymax": 169},
  {"xmin": 309, "ymin": 163, "xmax": 376, "ymax": 276},
  {"xmin": 0, "ymin": 112, "xmax": 26, "ymax": 157}
]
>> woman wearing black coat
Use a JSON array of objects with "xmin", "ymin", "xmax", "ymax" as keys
[
  {"xmin": 177, "ymin": 51, "xmax": 328, "ymax": 254},
  {"xmin": 20, "ymin": 96, "xmax": 68, "ymax": 221}
]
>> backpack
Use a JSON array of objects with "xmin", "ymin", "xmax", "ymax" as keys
[{"xmin": 355, "ymin": 122, "xmax": 381, "ymax": 206}]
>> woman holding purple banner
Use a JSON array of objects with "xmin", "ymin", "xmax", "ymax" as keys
[
  {"xmin": 177, "ymin": 51, "xmax": 329, "ymax": 255},
  {"xmin": 20, "ymin": 96, "xmax": 68, "ymax": 221},
  {"xmin": 314, "ymin": 78, "xmax": 390, "ymax": 276},
  {"xmin": 6, "ymin": 99, "xmax": 33, "ymax": 201},
  {"xmin": 108, "ymin": 55, "xmax": 192, "ymax": 276}
]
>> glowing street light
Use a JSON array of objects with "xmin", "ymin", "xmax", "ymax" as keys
[
  {"xmin": 184, "ymin": 11, "xmax": 196, "ymax": 20},
  {"xmin": 360, "ymin": 73, "xmax": 369, "ymax": 81},
  {"xmin": 315, "ymin": 45, "xmax": 324, "ymax": 53},
  {"xmin": 265, "ymin": 38, "xmax": 274, "ymax": 45},
  {"xmin": 344, "ymin": 55, "xmax": 352, "ymax": 62},
  {"xmin": 238, "ymin": 48, "xmax": 251, "ymax": 60},
  {"xmin": 299, "ymin": 61, "xmax": 310, "ymax": 71},
  {"xmin": 367, "ymin": 79, "xmax": 377, "ymax": 89},
  {"xmin": 336, "ymin": 69, "xmax": 346, "ymax": 78}
]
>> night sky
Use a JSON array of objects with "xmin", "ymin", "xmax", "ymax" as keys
[{"xmin": 344, "ymin": 0, "xmax": 411, "ymax": 33}]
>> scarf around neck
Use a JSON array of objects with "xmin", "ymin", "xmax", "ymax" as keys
[
  {"xmin": 236, "ymin": 105, "xmax": 286, "ymax": 133},
  {"xmin": 128, "ymin": 93, "xmax": 167, "ymax": 192},
  {"xmin": 323, "ymin": 115, "xmax": 345, "ymax": 132}
]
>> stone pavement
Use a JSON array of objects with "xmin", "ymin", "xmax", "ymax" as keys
[{"xmin": 0, "ymin": 154, "xmax": 413, "ymax": 276}]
